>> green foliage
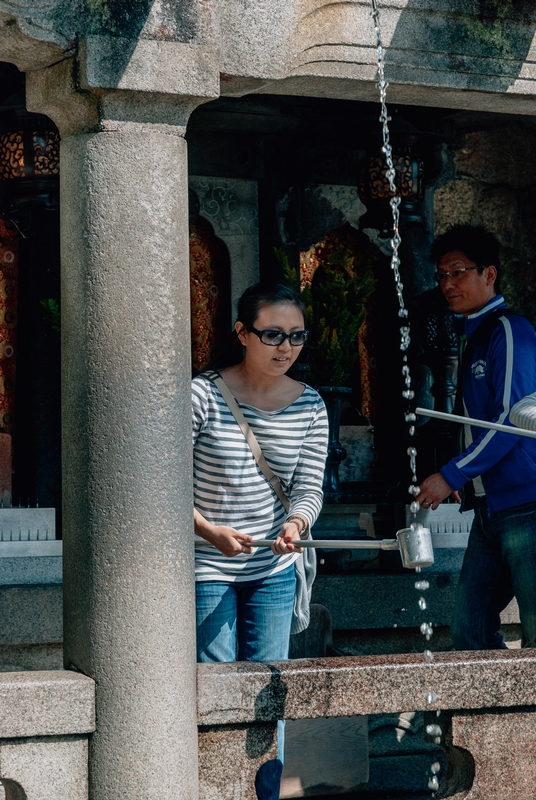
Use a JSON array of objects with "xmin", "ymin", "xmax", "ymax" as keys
[
  {"xmin": 40, "ymin": 298, "xmax": 61, "ymax": 334},
  {"xmin": 273, "ymin": 240, "xmax": 378, "ymax": 386},
  {"xmin": 308, "ymin": 242, "xmax": 377, "ymax": 387},
  {"xmin": 274, "ymin": 247, "xmax": 299, "ymax": 290}
]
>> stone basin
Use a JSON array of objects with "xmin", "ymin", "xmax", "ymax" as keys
[{"xmin": 198, "ymin": 650, "xmax": 536, "ymax": 799}]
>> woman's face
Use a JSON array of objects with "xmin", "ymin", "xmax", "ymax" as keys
[{"xmin": 236, "ymin": 302, "xmax": 305, "ymax": 376}]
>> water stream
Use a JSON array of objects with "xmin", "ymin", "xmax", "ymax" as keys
[{"xmin": 369, "ymin": 2, "xmax": 441, "ymax": 794}]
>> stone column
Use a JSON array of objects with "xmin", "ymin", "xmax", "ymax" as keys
[{"xmin": 27, "ymin": 38, "xmax": 219, "ymax": 800}]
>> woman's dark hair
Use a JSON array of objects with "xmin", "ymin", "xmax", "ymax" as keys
[
  {"xmin": 430, "ymin": 224, "xmax": 502, "ymax": 294},
  {"xmin": 210, "ymin": 282, "xmax": 306, "ymax": 370}
]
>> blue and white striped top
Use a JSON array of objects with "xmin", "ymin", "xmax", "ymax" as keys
[{"xmin": 192, "ymin": 375, "xmax": 329, "ymax": 581}]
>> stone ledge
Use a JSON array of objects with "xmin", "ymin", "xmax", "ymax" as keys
[
  {"xmin": 197, "ymin": 650, "xmax": 536, "ymax": 725},
  {"xmin": 0, "ymin": 671, "xmax": 95, "ymax": 738}
]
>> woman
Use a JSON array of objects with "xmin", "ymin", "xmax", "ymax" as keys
[{"xmin": 192, "ymin": 282, "xmax": 328, "ymax": 799}]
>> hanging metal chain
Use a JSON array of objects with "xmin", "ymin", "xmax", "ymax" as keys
[{"xmin": 370, "ymin": 0, "xmax": 419, "ymax": 509}]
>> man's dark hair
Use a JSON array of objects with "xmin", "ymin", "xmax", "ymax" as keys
[{"xmin": 431, "ymin": 224, "xmax": 502, "ymax": 294}]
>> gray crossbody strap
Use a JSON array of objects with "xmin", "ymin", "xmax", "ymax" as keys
[{"xmin": 204, "ymin": 371, "xmax": 290, "ymax": 513}]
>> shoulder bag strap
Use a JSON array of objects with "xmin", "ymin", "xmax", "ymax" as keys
[{"xmin": 202, "ymin": 371, "xmax": 290, "ymax": 513}]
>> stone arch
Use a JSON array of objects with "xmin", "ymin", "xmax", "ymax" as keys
[{"xmin": 0, "ymin": 7, "xmax": 67, "ymax": 72}]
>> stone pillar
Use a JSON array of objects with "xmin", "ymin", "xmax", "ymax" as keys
[{"xmin": 26, "ymin": 38, "xmax": 219, "ymax": 800}]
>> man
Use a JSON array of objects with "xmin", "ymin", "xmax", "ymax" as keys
[{"xmin": 416, "ymin": 224, "xmax": 536, "ymax": 650}]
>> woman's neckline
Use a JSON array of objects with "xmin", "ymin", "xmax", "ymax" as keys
[{"xmin": 237, "ymin": 383, "xmax": 307, "ymax": 413}]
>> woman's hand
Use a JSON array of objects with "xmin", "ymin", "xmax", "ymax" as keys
[
  {"xmin": 209, "ymin": 525, "xmax": 253, "ymax": 557},
  {"xmin": 272, "ymin": 520, "xmax": 304, "ymax": 554},
  {"xmin": 194, "ymin": 508, "xmax": 252, "ymax": 557}
]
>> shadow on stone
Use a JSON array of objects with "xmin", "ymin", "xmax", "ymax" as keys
[
  {"xmin": 0, "ymin": 778, "xmax": 27, "ymax": 800},
  {"xmin": 247, "ymin": 663, "xmax": 288, "ymax": 758},
  {"xmin": 433, "ymin": 713, "xmax": 475, "ymax": 799}
]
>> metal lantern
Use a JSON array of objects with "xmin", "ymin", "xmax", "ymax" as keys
[
  {"xmin": 359, "ymin": 153, "xmax": 424, "ymax": 203},
  {"xmin": 0, "ymin": 112, "xmax": 60, "ymax": 222},
  {"xmin": 358, "ymin": 142, "xmax": 425, "ymax": 232},
  {"xmin": 0, "ymin": 129, "xmax": 59, "ymax": 179}
]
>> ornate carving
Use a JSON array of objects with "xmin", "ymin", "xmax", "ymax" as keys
[
  {"xmin": 189, "ymin": 177, "xmax": 260, "ymax": 307},
  {"xmin": 359, "ymin": 154, "xmax": 424, "ymax": 202},
  {"xmin": 0, "ymin": 217, "xmax": 18, "ymax": 434},
  {"xmin": 0, "ymin": 133, "xmax": 24, "ymax": 179},
  {"xmin": 0, "ymin": 130, "xmax": 59, "ymax": 179},
  {"xmin": 33, "ymin": 131, "xmax": 60, "ymax": 175}
]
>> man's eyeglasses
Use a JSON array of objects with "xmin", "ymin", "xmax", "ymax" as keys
[
  {"xmin": 249, "ymin": 326, "xmax": 309, "ymax": 346},
  {"xmin": 433, "ymin": 266, "xmax": 486, "ymax": 284}
]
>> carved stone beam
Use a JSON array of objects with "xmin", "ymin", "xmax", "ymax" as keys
[{"xmin": 26, "ymin": 35, "xmax": 220, "ymax": 138}]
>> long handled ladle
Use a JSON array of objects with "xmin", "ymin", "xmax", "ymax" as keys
[
  {"xmin": 195, "ymin": 523, "xmax": 434, "ymax": 569},
  {"xmin": 415, "ymin": 407, "xmax": 536, "ymax": 439}
]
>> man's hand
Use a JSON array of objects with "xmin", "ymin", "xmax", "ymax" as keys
[{"xmin": 415, "ymin": 473, "xmax": 460, "ymax": 510}]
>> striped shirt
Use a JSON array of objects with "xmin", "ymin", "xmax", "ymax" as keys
[{"xmin": 192, "ymin": 375, "xmax": 329, "ymax": 581}]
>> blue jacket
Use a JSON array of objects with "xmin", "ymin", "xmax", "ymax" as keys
[{"xmin": 440, "ymin": 295, "xmax": 536, "ymax": 513}]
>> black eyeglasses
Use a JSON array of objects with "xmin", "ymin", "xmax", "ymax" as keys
[
  {"xmin": 432, "ymin": 266, "xmax": 487, "ymax": 284},
  {"xmin": 249, "ymin": 326, "xmax": 309, "ymax": 346}
]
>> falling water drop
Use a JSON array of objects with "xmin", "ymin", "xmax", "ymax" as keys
[
  {"xmin": 418, "ymin": 597, "xmax": 427, "ymax": 611},
  {"xmin": 415, "ymin": 580, "xmax": 430, "ymax": 590},
  {"xmin": 420, "ymin": 622, "xmax": 433, "ymax": 637},
  {"xmin": 423, "ymin": 691, "xmax": 438, "ymax": 705},
  {"xmin": 409, "ymin": 425, "xmax": 415, "ymax": 436},
  {"xmin": 424, "ymin": 649, "xmax": 434, "ymax": 663},
  {"xmin": 426, "ymin": 724, "xmax": 442, "ymax": 737},
  {"xmin": 405, "ymin": 412, "xmax": 416, "ymax": 422},
  {"xmin": 428, "ymin": 776, "xmax": 439, "ymax": 791},
  {"xmin": 410, "ymin": 500, "xmax": 420, "ymax": 514},
  {"xmin": 415, "ymin": 565, "xmax": 421, "ymax": 573},
  {"xmin": 431, "ymin": 762, "xmax": 441, "ymax": 774}
]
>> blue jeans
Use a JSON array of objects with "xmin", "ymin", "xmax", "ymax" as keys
[
  {"xmin": 451, "ymin": 499, "xmax": 536, "ymax": 650},
  {"xmin": 196, "ymin": 565, "xmax": 296, "ymax": 800}
]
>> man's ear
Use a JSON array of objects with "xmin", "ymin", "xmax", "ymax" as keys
[{"xmin": 486, "ymin": 265, "xmax": 498, "ymax": 286}]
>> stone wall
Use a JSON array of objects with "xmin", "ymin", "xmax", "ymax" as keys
[{"xmin": 434, "ymin": 121, "xmax": 536, "ymax": 325}]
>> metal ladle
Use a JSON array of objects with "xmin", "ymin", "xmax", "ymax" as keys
[
  {"xmin": 194, "ymin": 522, "xmax": 434, "ymax": 570},
  {"xmin": 415, "ymin": 407, "xmax": 536, "ymax": 438}
]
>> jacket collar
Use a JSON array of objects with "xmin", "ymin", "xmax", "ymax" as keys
[{"xmin": 466, "ymin": 295, "xmax": 506, "ymax": 320}]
